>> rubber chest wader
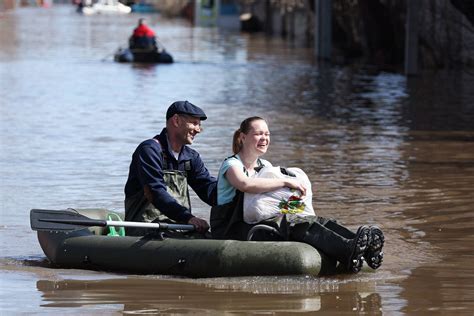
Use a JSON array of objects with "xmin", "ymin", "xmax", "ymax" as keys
[
  {"xmin": 210, "ymin": 157, "xmax": 266, "ymax": 240},
  {"xmin": 289, "ymin": 217, "xmax": 357, "ymax": 267},
  {"xmin": 125, "ymin": 140, "xmax": 192, "ymax": 236}
]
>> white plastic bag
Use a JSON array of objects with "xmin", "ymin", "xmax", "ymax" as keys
[{"xmin": 243, "ymin": 166, "xmax": 315, "ymax": 224}]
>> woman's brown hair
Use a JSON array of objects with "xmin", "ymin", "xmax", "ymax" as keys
[{"xmin": 232, "ymin": 116, "xmax": 266, "ymax": 154}]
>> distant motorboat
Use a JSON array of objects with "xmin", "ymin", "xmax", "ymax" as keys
[{"xmin": 81, "ymin": 0, "xmax": 131, "ymax": 15}]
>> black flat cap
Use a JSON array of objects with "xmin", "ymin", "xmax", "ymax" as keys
[{"xmin": 166, "ymin": 101, "xmax": 207, "ymax": 121}]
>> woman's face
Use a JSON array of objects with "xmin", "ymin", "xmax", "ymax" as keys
[{"xmin": 242, "ymin": 119, "xmax": 270, "ymax": 156}]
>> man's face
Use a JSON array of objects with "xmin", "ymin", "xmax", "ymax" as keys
[{"xmin": 177, "ymin": 114, "xmax": 202, "ymax": 145}]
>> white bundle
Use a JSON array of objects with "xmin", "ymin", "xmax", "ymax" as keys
[{"xmin": 243, "ymin": 166, "xmax": 315, "ymax": 224}]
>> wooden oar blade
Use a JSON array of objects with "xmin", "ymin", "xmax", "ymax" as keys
[{"xmin": 30, "ymin": 209, "xmax": 105, "ymax": 232}]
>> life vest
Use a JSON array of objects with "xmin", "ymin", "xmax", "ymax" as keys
[
  {"xmin": 129, "ymin": 25, "xmax": 157, "ymax": 51},
  {"xmin": 133, "ymin": 24, "xmax": 155, "ymax": 37}
]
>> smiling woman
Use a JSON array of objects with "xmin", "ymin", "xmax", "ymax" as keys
[
  {"xmin": 210, "ymin": 116, "xmax": 384, "ymax": 274},
  {"xmin": 215, "ymin": 117, "xmax": 298, "ymax": 207}
]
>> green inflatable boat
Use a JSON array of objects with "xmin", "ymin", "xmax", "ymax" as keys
[{"xmin": 31, "ymin": 208, "xmax": 336, "ymax": 278}]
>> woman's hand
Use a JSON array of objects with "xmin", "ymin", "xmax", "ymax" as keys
[
  {"xmin": 284, "ymin": 179, "xmax": 307, "ymax": 199},
  {"xmin": 226, "ymin": 165, "xmax": 308, "ymax": 197}
]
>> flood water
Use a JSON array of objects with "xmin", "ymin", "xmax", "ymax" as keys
[{"xmin": 1, "ymin": 5, "xmax": 474, "ymax": 315}]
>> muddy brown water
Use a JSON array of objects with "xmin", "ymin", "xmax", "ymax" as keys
[{"xmin": 1, "ymin": 5, "xmax": 473, "ymax": 315}]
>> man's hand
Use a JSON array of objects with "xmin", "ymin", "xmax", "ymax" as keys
[{"xmin": 187, "ymin": 216, "xmax": 210, "ymax": 233}]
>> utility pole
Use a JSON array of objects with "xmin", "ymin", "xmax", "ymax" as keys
[
  {"xmin": 405, "ymin": 0, "xmax": 421, "ymax": 75},
  {"xmin": 314, "ymin": 0, "xmax": 332, "ymax": 60}
]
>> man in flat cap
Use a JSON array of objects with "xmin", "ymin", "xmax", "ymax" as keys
[{"xmin": 124, "ymin": 101, "xmax": 216, "ymax": 235}]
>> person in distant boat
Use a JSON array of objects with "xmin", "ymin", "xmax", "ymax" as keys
[
  {"xmin": 124, "ymin": 101, "xmax": 217, "ymax": 236},
  {"xmin": 129, "ymin": 18, "xmax": 158, "ymax": 51},
  {"xmin": 210, "ymin": 116, "xmax": 385, "ymax": 273}
]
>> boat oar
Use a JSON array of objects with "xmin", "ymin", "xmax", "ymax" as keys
[
  {"xmin": 155, "ymin": 37, "xmax": 168, "ymax": 52},
  {"xmin": 101, "ymin": 52, "xmax": 114, "ymax": 62},
  {"xmin": 30, "ymin": 209, "xmax": 195, "ymax": 232}
]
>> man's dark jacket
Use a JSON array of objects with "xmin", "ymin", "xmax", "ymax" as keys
[{"xmin": 124, "ymin": 128, "xmax": 217, "ymax": 223}]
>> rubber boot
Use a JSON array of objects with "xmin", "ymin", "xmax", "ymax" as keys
[
  {"xmin": 365, "ymin": 226, "xmax": 384, "ymax": 269},
  {"xmin": 291, "ymin": 222, "xmax": 370, "ymax": 273},
  {"xmin": 321, "ymin": 218, "xmax": 356, "ymax": 239},
  {"xmin": 323, "ymin": 219, "xmax": 385, "ymax": 270}
]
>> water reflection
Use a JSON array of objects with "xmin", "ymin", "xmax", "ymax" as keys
[{"xmin": 36, "ymin": 277, "xmax": 382, "ymax": 314}]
